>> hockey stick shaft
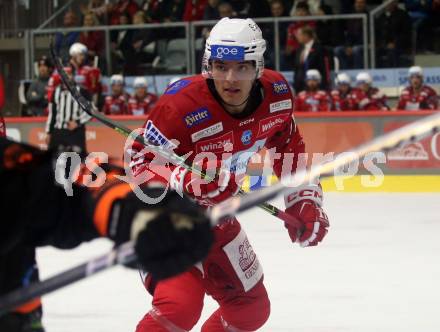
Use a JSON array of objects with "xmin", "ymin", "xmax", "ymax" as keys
[
  {"xmin": 210, "ymin": 111, "xmax": 440, "ymax": 222},
  {"xmin": 1, "ymin": 109, "xmax": 439, "ymax": 313},
  {"xmin": 48, "ymin": 46, "xmax": 301, "ymax": 228},
  {"xmin": 0, "ymin": 242, "xmax": 136, "ymax": 315}
]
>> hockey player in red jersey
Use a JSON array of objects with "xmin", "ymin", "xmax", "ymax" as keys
[
  {"xmin": 102, "ymin": 74, "xmax": 128, "ymax": 115},
  {"xmin": 351, "ymin": 72, "xmax": 389, "ymax": 111},
  {"xmin": 294, "ymin": 69, "xmax": 331, "ymax": 112},
  {"xmin": 397, "ymin": 66, "xmax": 439, "ymax": 111},
  {"xmin": 47, "ymin": 43, "xmax": 101, "ymax": 103},
  {"xmin": 330, "ymin": 73, "xmax": 359, "ymax": 111},
  {"xmin": 128, "ymin": 18, "xmax": 330, "ymax": 332},
  {"xmin": 127, "ymin": 77, "xmax": 158, "ymax": 115}
]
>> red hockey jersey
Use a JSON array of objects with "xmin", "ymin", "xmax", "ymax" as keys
[
  {"xmin": 351, "ymin": 87, "xmax": 389, "ymax": 111},
  {"xmin": 47, "ymin": 65, "xmax": 101, "ymax": 101},
  {"xmin": 127, "ymin": 93, "xmax": 158, "ymax": 115},
  {"xmin": 330, "ymin": 88, "xmax": 360, "ymax": 111},
  {"xmin": 294, "ymin": 90, "xmax": 331, "ymax": 112},
  {"xmin": 102, "ymin": 94, "xmax": 128, "ymax": 115},
  {"xmin": 397, "ymin": 85, "xmax": 438, "ymax": 110},
  {"xmin": 128, "ymin": 69, "xmax": 305, "ymax": 191}
]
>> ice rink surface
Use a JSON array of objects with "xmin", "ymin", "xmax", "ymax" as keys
[{"xmin": 37, "ymin": 193, "xmax": 440, "ymax": 332}]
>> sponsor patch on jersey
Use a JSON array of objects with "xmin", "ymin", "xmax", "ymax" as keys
[
  {"xmin": 211, "ymin": 45, "xmax": 245, "ymax": 61},
  {"xmin": 239, "ymin": 118, "xmax": 255, "ymax": 127},
  {"xmin": 191, "ymin": 122, "xmax": 223, "ymax": 143},
  {"xmin": 270, "ymin": 99, "xmax": 292, "ymax": 113},
  {"xmin": 257, "ymin": 114, "xmax": 290, "ymax": 137},
  {"xmin": 241, "ymin": 130, "xmax": 252, "ymax": 145},
  {"xmin": 164, "ymin": 79, "xmax": 191, "ymax": 95},
  {"xmin": 144, "ymin": 120, "xmax": 177, "ymax": 149},
  {"xmin": 272, "ymin": 81, "xmax": 289, "ymax": 95},
  {"xmin": 183, "ymin": 108, "xmax": 211, "ymax": 128},
  {"xmin": 196, "ymin": 131, "xmax": 234, "ymax": 153}
]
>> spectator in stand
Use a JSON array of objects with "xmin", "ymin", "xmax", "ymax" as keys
[
  {"xmin": 418, "ymin": 0, "xmax": 440, "ymax": 52},
  {"xmin": 183, "ymin": 0, "xmax": 208, "ymax": 21},
  {"xmin": 128, "ymin": 77, "xmax": 158, "ymax": 115},
  {"xmin": 110, "ymin": 12, "xmax": 134, "ymax": 73},
  {"xmin": 140, "ymin": 0, "xmax": 163, "ymax": 23},
  {"xmin": 290, "ymin": 0, "xmax": 323, "ymax": 15},
  {"xmin": 330, "ymin": 73, "xmax": 359, "ymax": 111},
  {"xmin": 162, "ymin": 0, "xmax": 186, "ymax": 22},
  {"xmin": 102, "ymin": 74, "xmax": 128, "ymax": 115},
  {"xmin": 218, "ymin": 1, "xmax": 235, "ymax": 18},
  {"xmin": 47, "ymin": 43, "xmax": 101, "ymax": 105},
  {"xmin": 227, "ymin": 0, "xmax": 271, "ymax": 18},
  {"xmin": 203, "ymin": 0, "xmax": 221, "ymax": 20},
  {"xmin": 26, "ymin": 56, "xmax": 53, "ymax": 116},
  {"xmin": 0, "ymin": 74, "xmax": 5, "ymax": 137},
  {"xmin": 286, "ymin": 2, "xmax": 316, "ymax": 58},
  {"xmin": 79, "ymin": 12, "xmax": 105, "ymax": 63},
  {"xmin": 54, "ymin": 10, "xmax": 80, "ymax": 63},
  {"xmin": 80, "ymin": 0, "xmax": 108, "ymax": 24},
  {"xmin": 292, "ymin": 26, "xmax": 330, "ymax": 92},
  {"xmin": 265, "ymin": 0, "xmax": 289, "ymax": 69},
  {"xmin": 397, "ymin": 66, "xmax": 438, "ymax": 110},
  {"xmin": 124, "ymin": 11, "xmax": 154, "ymax": 75},
  {"xmin": 334, "ymin": 0, "xmax": 368, "ymax": 69},
  {"xmin": 294, "ymin": 69, "xmax": 331, "ymax": 112},
  {"xmin": 108, "ymin": 0, "xmax": 139, "ymax": 25},
  {"xmin": 375, "ymin": 0, "xmax": 412, "ymax": 68},
  {"xmin": 352, "ymin": 72, "xmax": 389, "ymax": 110}
]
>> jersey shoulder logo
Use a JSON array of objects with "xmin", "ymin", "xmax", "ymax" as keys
[
  {"xmin": 183, "ymin": 108, "xmax": 211, "ymax": 128},
  {"xmin": 272, "ymin": 81, "xmax": 289, "ymax": 95},
  {"xmin": 164, "ymin": 79, "xmax": 191, "ymax": 95},
  {"xmin": 144, "ymin": 120, "xmax": 177, "ymax": 149}
]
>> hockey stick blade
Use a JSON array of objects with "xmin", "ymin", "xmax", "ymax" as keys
[
  {"xmin": 49, "ymin": 43, "xmax": 301, "ymax": 229},
  {"xmin": 210, "ymin": 111, "xmax": 440, "ymax": 222}
]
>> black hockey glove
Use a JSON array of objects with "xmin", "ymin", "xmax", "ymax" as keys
[{"xmin": 102, "ymin": 186, "xmax": 213, "ymax": 280}]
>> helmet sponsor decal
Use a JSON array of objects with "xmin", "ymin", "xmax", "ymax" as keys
[
  {"xmin": 211, "ymin": 45, "xmax": 245, "ymax": 61},
  {"xmin": 183, "ymin": 108, "xmax": 212, "ymax": 128}
]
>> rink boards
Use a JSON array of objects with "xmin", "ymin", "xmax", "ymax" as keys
[{"xmin": 4, "ymin": 111, "xmax": 440, "ymax": 192}]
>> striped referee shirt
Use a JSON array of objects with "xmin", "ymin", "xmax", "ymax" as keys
[{"xmin": 45, "ymin": 86, "xmax": 92, "ymax": 133}]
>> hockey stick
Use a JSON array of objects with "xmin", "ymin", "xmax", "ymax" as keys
[
  {"xmin": 1, "ymin": 108, "xmax": 439, "ymax": 314},
  {"xmin": 48, "ymin": 44, "xmax": 302, "ymax": 229}
]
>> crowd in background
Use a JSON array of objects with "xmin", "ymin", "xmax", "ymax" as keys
[{"xmin": 51, "ymin": 0, "xmax": 440, "ymax": 76}]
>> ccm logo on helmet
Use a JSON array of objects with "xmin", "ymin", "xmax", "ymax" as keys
[{"xmin": 211, "ymin": 45, "xmax": 245, "ymax": 61}]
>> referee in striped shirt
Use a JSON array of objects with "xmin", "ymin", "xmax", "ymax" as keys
[{"xmin": 45, "ymin": 67, "xmax": 91, "ymax": 157}]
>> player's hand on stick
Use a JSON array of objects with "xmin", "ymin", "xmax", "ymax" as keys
[
  {"xmin": 284, "ymin": 184, "xmax": 329, "ymax": 247},
  {"xmin": 170, "ymin": 158, "xmax": 244, "ymax": 206},
  {"xmin": 95, "ymin": 183, "xmax": 214, "ymax": 280}
]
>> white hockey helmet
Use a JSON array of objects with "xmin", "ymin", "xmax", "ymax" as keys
[
  {"xmin": 69, "ymin": 42, "xmax": 88, "ymax": 56},
  {"xmin": 305, "ymin": 69, "xmax": 322, "ymax": 82},
  {"xmin": 335, "ymin": 73, "xmax": 351, "ymax": 86},
  {"xmin": 110, "ymin": 74, "xmax": 124, "ymax": 86},
  {"xmin": 356, "ymin": 72, "xmax": 372, "ymax": 85},
  {"xmin": 408, "ymin": 66, "xmax": 423, "ymax": 78},
  {"xmin": 133, "ymin": 77, "xmax": 148, "ymax": 88},
  {"xmin": 202, "ymin": 17, "xmax": 266, "ymax": 79}
]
